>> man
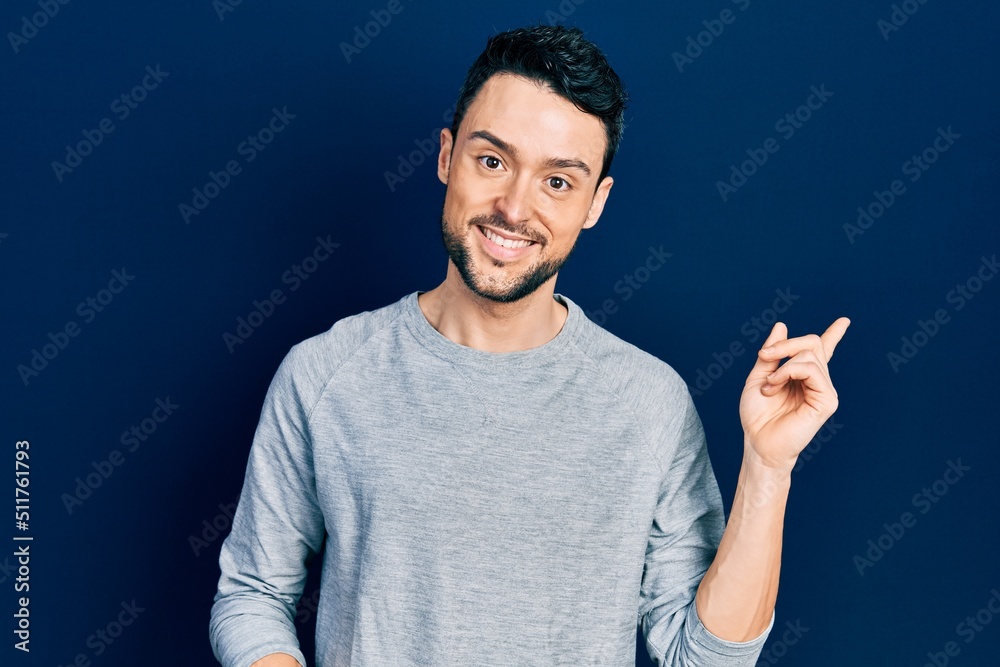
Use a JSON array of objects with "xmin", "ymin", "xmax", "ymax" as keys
[{"xmin": 210, "ymin": 25, "xmax": 849, "ymax": 666}]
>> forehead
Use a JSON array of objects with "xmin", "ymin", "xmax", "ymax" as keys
[{"xmin": 459, "ymin": 73, "xmax": 606, "ymax": 168}]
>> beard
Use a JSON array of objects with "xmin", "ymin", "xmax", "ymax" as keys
[{"xmin": 440, "ymin": 208, "xmax": 577, "ymax": 304}]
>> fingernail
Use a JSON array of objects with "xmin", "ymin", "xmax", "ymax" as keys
[{"xmin": 762, "ymin": 346, "xmax": 775, "ymax": 355}]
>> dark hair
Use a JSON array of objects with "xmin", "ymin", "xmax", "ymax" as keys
[{"xmin": 451, "ymin": 25, "xmax": 628, "ymax": 185}]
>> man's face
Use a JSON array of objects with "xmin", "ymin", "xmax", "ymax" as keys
[{"xmin": 436, "ymin": 73, "xmax": 614, "ymax": 303}]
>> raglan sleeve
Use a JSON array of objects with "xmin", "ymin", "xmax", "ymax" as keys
[
  {"xmin": 638, "ymin": 381, "xmax": 773, "ymax": 666},
  {"xmin": 209, "ymin": 343, "xmax": 327, "ymax": 667}
]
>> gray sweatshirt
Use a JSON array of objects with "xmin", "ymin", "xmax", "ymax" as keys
[{"xmin": 210, "ymin": 291, "xmax": 772, "ymax": 666}]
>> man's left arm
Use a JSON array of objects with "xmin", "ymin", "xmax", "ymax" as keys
[{"xmin": 695, "ymin": 317, "xmax": 851, "ymax": 641}]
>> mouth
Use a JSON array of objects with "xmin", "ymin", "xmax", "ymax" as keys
[{"xmin": 475, "ymin": 224, "xmax": 539, "ymax": 261}]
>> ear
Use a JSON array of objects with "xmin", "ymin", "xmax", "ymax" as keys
[
  {"xmin": 438, "ymin": 128, "xmax": 454, "ymax": 185},
  {"xmin": 582, "ymin": 176, "xmax": 614, "ymax": 230}
]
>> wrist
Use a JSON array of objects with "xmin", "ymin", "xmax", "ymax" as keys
[
  {"xmin": 735, "ymin": 448, "xmax": 793, "ymax": 514},
  {"xmin": 743, "ymin": 439, "xmax": 798, "ymax": 478}
]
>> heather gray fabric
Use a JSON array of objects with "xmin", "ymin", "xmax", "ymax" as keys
[{"xmin": 210, "ymin": 291, "xmax": 773, "ymax": 666}]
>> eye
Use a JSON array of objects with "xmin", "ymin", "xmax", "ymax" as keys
[
  {"xmin": 479, "ymin": 155, "xmax": 502, "ymax": 170},
  {"xmin": 548, "ymin": 176, "xmax": 571, "ymax": 191}
]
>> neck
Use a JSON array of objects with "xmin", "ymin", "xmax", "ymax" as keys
[{"xmin": 417, "ymin": 263, "xmax": 568, "ymax": 353}]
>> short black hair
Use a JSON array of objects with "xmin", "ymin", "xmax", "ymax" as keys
[{"xmin": 451, "ymin": 25, "xmax": 628, "ymax": 185}]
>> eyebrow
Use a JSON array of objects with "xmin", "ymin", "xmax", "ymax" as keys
[{"xmin": 467, "ymin": 130, "xmax": 593, "ymax": 178}]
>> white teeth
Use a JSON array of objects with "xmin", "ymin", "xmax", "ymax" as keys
[{"xmin": 482, "ymin": 227, "xmax": 533, "ymax": 249}]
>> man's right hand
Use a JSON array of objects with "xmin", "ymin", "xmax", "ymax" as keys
[{"xmin": 250, "ymin": 654, "xmax": 303, "ymax": 667}]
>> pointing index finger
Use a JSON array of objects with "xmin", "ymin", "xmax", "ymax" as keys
[{"xmin": 820, "ymin": 317, "xmax": 851, "ymax": 361}]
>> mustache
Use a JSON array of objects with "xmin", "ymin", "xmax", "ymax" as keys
[{"xmin": 468, "ymin": 212, "xmax": 543, "ymax": 245}]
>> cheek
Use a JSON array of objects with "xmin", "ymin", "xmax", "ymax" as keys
[
  {"xmin": 540, "ymin": 202, "xmax": 590, "ymax": 235},
  {"xmin": 442, "ymin": 181, "xmax": 469, "ymax": 218},
  {"xmin": 446, "ymin": 182, "xmax": 495, "ymax": 221}
]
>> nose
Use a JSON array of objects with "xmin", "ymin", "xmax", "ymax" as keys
[{"xmin": 494, "ymin": 172, "xmax": 534, "ymax": 227}]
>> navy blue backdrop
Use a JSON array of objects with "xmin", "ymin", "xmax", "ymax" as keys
[{"xmin": 2, "ymin": 1, "xmax": 998, "ymax": 665}]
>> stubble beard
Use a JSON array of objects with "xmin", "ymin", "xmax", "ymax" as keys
[{"xmin": 439, "ymin": 207, "xmax": 576, "ymax": 304}]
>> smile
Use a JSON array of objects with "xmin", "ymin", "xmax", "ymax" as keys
[
  {"xmin": 478, "ymin": 225, "xmax": 535, "ymax": 249},
  {"xmin": 475, "ymin": 224, "xmax": 538, "ymax": 261}
]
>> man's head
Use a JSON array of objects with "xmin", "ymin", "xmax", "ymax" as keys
[
  {"xmin": 451, "ymin": 26, "xmax": 629, "ymax": 186},
  {"xmin": 437, "ymin": 26, "xmax": 628, "ymax": 304}
]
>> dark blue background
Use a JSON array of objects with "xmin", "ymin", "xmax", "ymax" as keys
[{"xmin": 2, "ymin": 1, "xmax": 998, "ymax": 665}]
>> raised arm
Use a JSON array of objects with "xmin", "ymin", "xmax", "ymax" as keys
[{"xmin": 695, "ymin": 318, "xmax": 850, "ymax": 640}]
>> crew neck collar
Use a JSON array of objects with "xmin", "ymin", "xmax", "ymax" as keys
[{"xmin": 402, "ymin": 290, "xmax": 585, "ymax": 371}]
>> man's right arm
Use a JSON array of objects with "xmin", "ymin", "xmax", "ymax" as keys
[{"xmin": 209, "ymin": 345, "xmax": 327, "ymax": 667}]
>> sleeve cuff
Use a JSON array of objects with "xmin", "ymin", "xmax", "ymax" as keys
[
  {"xmin": 238, "ymin": 645, "xmax": 307, "ymax": 667},
  {"xmin": 686, "ymin": 602, "xmax": 775, "ymax": 656}
]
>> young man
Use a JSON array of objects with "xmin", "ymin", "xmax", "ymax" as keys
[{"xmin": 210, "ymin": 26, "xmax": 849, "ymax": 666}]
